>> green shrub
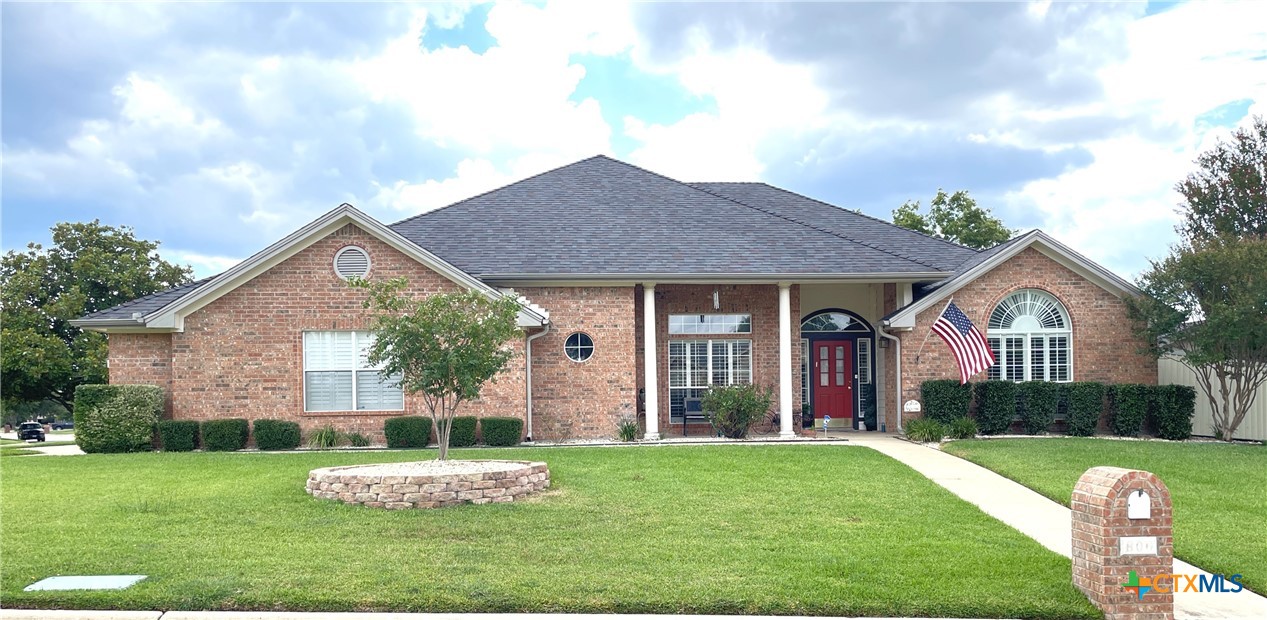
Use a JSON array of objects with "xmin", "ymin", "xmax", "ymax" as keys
[
  {"xmin": 346, "ymin": 432, "xmax": 371, "ymax": 447},
  {"xmin": 448, "ymin": 416, "xmax": 478, "ymax": 447},
  {"xmin": 481, "ymin": 417, "xmax": 523, "ymax": 446},
  {"xmin": 1152, "ymin": 385, "xmax": 1196, "ymax": 440},
  {"xmin": 385, "ymin": 416, "xmax": 432, "ymax": 448},
  {"xmin": 157, "ymin": 420, "xmax": 199, "ymax": 452},
  {"xmin": 974, "ymin": 380, "xmax": 1018, "ymax": 435},
  {"xmin": 859, "ymin": 383, "xmax": 877, "ymax": 430},
  {"xmin": 700, "ymin": 383, "xmax": 774, "ymax": 439},
  {"xmin": 253, "ymin": 419, "xmax": 301, "ymax": 451},
  {"xmin": 202, "ymin": 418, "xmax": 249, "ymax": 451},
  {"xmin": 616, "ymin": 416, "xmax": 639, "ymax": 442},
  {"xmin": 1016, "ymin": 381, "xmax": 1060, "ymax": 435},
  {"xmin": 1065, "ymin": 382, "xmax": 1106, "ymax": 437},
  {"xmin": 947, "ymin": 417, "xmax": 978, "ymax": 439},
  {"xmin": 921, "ymin": 379, "xmax": 972, "ymax": 423},
  {"xmin": 307, "ymin": 424, "xmax": 341, "ymax": 449},
  {"xmin": 1109, "ymin": 384, "xmax": 1151, "ymax": 437},
  {"xmin": 905, "ymin": 418, "xmax": 946, "ymax": 443},
  {"xmin": 73, "ymin": 384, "xmax": 163, "ymax": 454}
]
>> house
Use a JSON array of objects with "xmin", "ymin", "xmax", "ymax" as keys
[{"xmin": 73, "ymin": 155, "xmax": 1156, "ymax": 441}]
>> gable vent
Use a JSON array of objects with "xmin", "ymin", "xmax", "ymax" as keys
[{"xmin": 333, "ymin": 246, "xmax": 371, "ymax": 280}]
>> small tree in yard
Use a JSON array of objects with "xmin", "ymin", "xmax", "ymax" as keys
[
  {"xmin": 355, "ymin": 278, "xmax": 522, "ymax": 460},
  {"xmin": 1127, "ymin": 117, "xmax": 1267, "ymax": 440}
]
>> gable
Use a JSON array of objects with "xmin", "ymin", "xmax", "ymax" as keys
[{"xmin": 883, "ymin": 231, "xmax": 1140, "ymax": 329}]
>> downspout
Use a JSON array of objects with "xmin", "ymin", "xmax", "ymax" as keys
[
  {"xmin": 877, "ymin": 326, "xmax": 903, "ymax": 434},
  {"xmin": 524, "ymin": 322, "xmax": 551, "ymax": 442}
]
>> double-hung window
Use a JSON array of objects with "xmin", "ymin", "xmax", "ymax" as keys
[{"xmin": 303, "ymin": 331, "xmax": 404, "ymax": 412}]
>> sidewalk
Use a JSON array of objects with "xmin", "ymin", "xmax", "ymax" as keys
[{"xmin": 849, "ymin": 434, "xmax": 1267, "ymax": 620}]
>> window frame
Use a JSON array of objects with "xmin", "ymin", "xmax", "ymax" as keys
[
  {"xmin": 985, "ymin": 290, "xmax": 1073, "ymax": 383},
  {"xmin": 302, "ymin": 330, "xmax": 404, "ymax": 413},
  {"xmin": 668, "ymin": 338, "xmax": 752, "ymax": 422},
  {"xmin": 564, "ymin": 332, "xmax": 595, "ymax": 363},
  {"xmin": 668, "ymin": 313, "xmax": 752, "ymax": 335}
]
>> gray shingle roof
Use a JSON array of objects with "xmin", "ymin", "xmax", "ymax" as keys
[
  {"xmin": 391, "ymin": 156, "xmax": 953, "ymax": 277},
  {"xmin": 690, "ymin": 182, "xmax": 979, "ymax": 272},
  {"xmin": 80, "ymin": 155, "xmax": 983, "ymax": 323},
  {"xmin": 77, "ymin": 277, "xmax": 216, "ymax": 322}
]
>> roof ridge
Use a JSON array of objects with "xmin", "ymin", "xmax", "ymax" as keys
[
  {"xmin": 584, "ymin": 159, "xmax": 945, "ymax": 271},
  {"xmin": 722, "ymin": 182, "xmax": 983, "ymax": 256},
  {"xmin": 684, "ymin": 183, "xmax": 948, "ymax": 271},
  {"xmin": 390, "ymin": 154, "xmax": 613, "ymax": 227}
]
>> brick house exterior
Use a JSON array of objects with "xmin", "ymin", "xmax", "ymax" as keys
[{"xmin": 80, "ymin": 156, "xmax": 1156, "ymax": 443}]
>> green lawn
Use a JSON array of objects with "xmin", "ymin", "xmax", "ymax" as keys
[
  {"xmin": 943, "ymin": 438, "xmax": 1267, "ymax": 593},
  {"xmin": 1, "ymin": 445, "xmax": 1097, "ymax": 618}
]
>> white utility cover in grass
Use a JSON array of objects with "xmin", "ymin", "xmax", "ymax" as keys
[{"xmin": 24, "ymin": 575, "xmax": 147, "ymax": 591}]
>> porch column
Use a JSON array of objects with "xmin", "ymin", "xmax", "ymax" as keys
[
  {"xmin": 643, "ymin": 283, "xmax": 661, "ymax": 440},
  {"xmin": 778, "ymin": 283, "xmax": 794, "ymax": 438}
]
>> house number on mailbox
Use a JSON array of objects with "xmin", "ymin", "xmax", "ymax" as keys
[{"xmin": 1127, "ymin": 490, "xmax": 1151, "ymax": 520}]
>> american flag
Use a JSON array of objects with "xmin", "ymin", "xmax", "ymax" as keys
[{"xmin": 931, "ymin": 301, "xmax": 995, "ymax": 384}]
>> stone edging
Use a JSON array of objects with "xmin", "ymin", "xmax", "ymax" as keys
[{"xmin": 305, "ymin": 460, "xmax": 549, "ymax": 509}]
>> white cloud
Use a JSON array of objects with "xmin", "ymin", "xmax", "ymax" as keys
[{"xmin": 161, "ymin": 249, "xmax": 242, "ymax": 277}]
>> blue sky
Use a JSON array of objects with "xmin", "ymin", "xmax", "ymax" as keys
[{"xmin": 3, "ymin": 1, "xmax": 1265, "ymax": 279}]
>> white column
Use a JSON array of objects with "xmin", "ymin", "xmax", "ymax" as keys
[
  {"xmin": 778, "ymin": 283, "xmax": 794, "ymax": 438},
  {"xmin": 643, "ymin": 283, "xmax": 661, "ymax": 440}
]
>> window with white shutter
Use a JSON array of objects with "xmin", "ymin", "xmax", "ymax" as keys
[{"xmin": 303, "ymin": 331, "xmax": 402, "ymax": 411}]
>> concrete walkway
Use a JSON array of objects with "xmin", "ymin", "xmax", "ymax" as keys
[{"xmin": 849, "ymin": 434, "xmax": 1267, "ymax": 620}]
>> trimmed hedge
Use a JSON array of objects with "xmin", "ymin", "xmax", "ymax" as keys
[
  {"xmin": 1152, "ymin": 384, "xmax": 1196, "ymax": 440},
  {"xmin": 1109, "ymin": 384, "xmax": 1151, "ymax": 437},
  {"xmin": 1017, "ymin": 381, "xmax": 1060, "ymax": 435},
  {"xmin": 974, "ymin": 380, "xmax": 1018, "ymax": 435},
  {"xmin": 73, "ymin": 384, "xmax": 163, "ymax": 454},
  {"xmin": 253, "ymin": 419, "xmax": 301, "ymax": 451},
  {"xmin": 481, "ymin": 417, "xmax": 523, "ymax": 446},
  {"xmin": 921, "ymin": 379, "xmax": 972, "ymax": 423},
  {"xmin": 448, "ymin": 416, "xmax": 477, "ymax": 447},
  {"xmin": 202, "ymin": 418, "xmax": 249, "ymax": 452},
  {"xmin": 1066, "ymin": 382, "xmax": 1106, "ymax": 437},
  {"xmin": 385, "ymin": 416, "xmax": 432, "ymax": 449},
  {"xmin": 157, "ymin": 420, "xmax": 199, "ymax": 452}
]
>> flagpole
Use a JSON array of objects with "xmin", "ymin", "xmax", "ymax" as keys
[{"xmin": 915, "ymin": 297, "xmax": 955, "ymax": 365}]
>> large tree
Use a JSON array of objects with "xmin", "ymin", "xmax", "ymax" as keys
[
  {"xmin": 355, "ymin": 279, "xmax": 523, "ymax": 460},
  {"xmin": 1, "ymin": 221, "xmax": 193, "ymax": 412},
  {"xmin": 1176, "ymin": 116, "xmax": 1267, "ymax": 243},
  {"xmin": 892, "ymin": 189, "xmax": 1015, "ymax": 250},
  {"xmin": 1127, "ymin": 117, "xmax": 1267, "ymax": 440}
]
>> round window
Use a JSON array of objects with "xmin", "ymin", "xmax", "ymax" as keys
[{"xmin": 564, "ymin": 332, "xmax": 594, "ymax": 362}]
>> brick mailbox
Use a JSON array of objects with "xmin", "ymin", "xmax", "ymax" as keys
[{"xmin": 1072, "ymin": 466, "xmax": 1174, "ymax": 620}]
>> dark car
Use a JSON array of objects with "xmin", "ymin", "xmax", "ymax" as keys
[
  {"xmin": 17, "ymin": 422, "xmax": 45, "ymax": 442},
  {"xmin": 51, "ymin": 421, "xmax": 74, "ymax": 430}
]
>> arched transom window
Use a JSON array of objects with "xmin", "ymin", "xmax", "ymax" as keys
[{"xmin": 986, "ymin": 289, "xmax": 1072, "ymax": 382}]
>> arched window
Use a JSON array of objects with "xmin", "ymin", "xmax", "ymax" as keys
[{"xmin": 986, "ymin": 289, "xmax": 1072, "ymax": 382}]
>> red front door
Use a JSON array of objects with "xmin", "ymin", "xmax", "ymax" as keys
[{"xmin": 813, "ymin": 340, "xmax": 854, "ymax": 424}]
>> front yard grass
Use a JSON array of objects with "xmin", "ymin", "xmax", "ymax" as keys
[
  {"xmin": 943, "ymin": 437, "xmax": 1267, "ymax": 593},
  {"xmin": 1, "ymin": 445, "xmax": 1098, "ymax": 618}
]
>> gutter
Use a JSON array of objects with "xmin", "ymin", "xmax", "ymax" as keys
[
  {"xmin": 877, "ymin": 326, "xmax": 903, "ymax": 434},
  {"xmin": 524, "ymin": 322, "xmax": 552, "ymax": 441}
]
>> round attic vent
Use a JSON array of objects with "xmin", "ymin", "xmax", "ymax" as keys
[{"xmin": 333, "ymin": 246, "xmax": 370, "ymax": 280}]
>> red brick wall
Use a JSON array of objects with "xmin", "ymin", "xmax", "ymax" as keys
[
  {"xmin": 635, "ymin": 284, "xmax": 801, "ymax": 435},
  {"xmin": 112, "ymin": 224, "xmax": 528, "ymax": 443},
  {"xmin": 898, "ymin": 247, "xmax": 1157, "ymax": 420},
  {"xmin": 516, "ymin": 286, "xmax": 637, "ymax": 441},
  {"xmin": 108, "ymin": 333, "xmax": 174, "ymax": 414}
]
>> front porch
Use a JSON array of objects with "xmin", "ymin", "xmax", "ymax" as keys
[{"xmin": 632, "ymin": 281, "xmax": 920, "ymax": 439}]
